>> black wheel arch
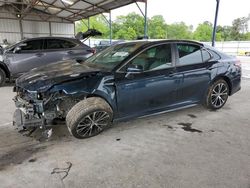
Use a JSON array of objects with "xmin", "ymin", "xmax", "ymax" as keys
[
  {"xmin": 86, "ymin": 94, "xmax": 115, "ymax": 113},
  {"xmin": 0, "ymin": 62, "xmax": 10, "ymax": 79},
  {"xmin": 210, "ymin": 75, "xmax": 232, "ymax": 95}
]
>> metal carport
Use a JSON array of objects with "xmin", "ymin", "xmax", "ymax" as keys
[
  {"xmin": 0, "ymin": 0, "xmax": 220, "ymax": 46},
  {"xmin": 0, "ymin": 0, "xmax": 147, "ymax": 45}
]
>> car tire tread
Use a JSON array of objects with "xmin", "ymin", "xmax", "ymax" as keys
[{"xmin": 66, "ymin": 97, "xmax": 113, "ymax": 139}]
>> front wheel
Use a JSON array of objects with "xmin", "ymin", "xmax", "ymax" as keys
[
  {"xmin": 205, "ymin": 79, "xmax": 229, "ymax": 110},
  {"xmin": 66, "ymin": 97, "xmax": 113, "ymax": 139}
]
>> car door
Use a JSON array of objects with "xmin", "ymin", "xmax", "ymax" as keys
[
  {"xmin": 42, "ymin": 39, "xmax": 69, "ymax": 64},
  {"xmin": 5, "ymin": 39, "xmax": 45, "ymax": 77},
  {"xmin": 115, "ymin": 43, "xmax": 183, "ymax": 119},
  {"xmin": 43, "ymin": 38, "xmax": 87, "ymax": 63},
  {"xmin": 174, "ymin": 43, "xmax": 213, "ymax": 103}
]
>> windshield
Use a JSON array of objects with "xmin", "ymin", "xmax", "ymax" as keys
[{"xmin": 85, "ymin": 42, "xmax": 145, "ymax": 70}]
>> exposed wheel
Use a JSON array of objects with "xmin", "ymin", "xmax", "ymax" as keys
[
  {"xmin": 0, "ymin": 68, "xmax": 6, "ymax": 86},
  {"xmin": 205, "ymin": 79, "xmax": 229, "ymax": 110},
  {"xmin": 66, "ymin": 97, "xmax": 113, "ymax": 139}
]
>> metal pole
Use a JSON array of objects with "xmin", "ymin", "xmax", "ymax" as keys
[
  {"xmin": 144, "ymin": 0, "xmax": 148, "ymax": 39},
  {"xmin": 212, "ymin": 0, "xmax": 220, "ymax": 47},
  {"xmin": 19, "ymin": 19, "xmax": 23, "ymax": 39},
  {"xmin": 49, "ymin": 21, "xmax": 52, "ymax": 36},
  {"xmin": 109, "ymin": 11, "xmax": 112, "ymax": 44},
  {"xmin": 88, "ymin": 17, "xmax": 90, "ymax": 46}
]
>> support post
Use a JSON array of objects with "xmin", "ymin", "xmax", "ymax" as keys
[
  {"xmin": 88, "ymin": 17, "xmax": 90, "ymax": 46},
  {"xmin": 19, "ymin": 19, "xmax": 23, "ymax": 39},
  {"xmin": 212, "ymin": 0, "xmax": 220, "ymax": 47},
  {"xmin": 109, "ymin": 11, "xmax": 112, "ymax": 44},
  {"xmin": 144, "ymin": 0, "xmax": 148, "ymax": 39},
  {"xmin": 49, "ymin": 21, "xmax": 52, "ymax": 36}
]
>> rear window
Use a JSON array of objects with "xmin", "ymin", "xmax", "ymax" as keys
[
  {"xmin": 177, "ymin": 44, "xmax": 202, "ymax": 65},
  {"xmin": 46, "ymin": 39, "xmax": 77, "ymax": 49}
]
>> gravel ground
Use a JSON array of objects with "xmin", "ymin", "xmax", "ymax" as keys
[{"xmin": 0, "ymin": 57, "xmax": 249, "ymax": 188}]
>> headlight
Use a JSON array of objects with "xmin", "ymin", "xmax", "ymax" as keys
[{"xmin": 37, "ymin": 93, "xmax": 42, "ymax": 100}]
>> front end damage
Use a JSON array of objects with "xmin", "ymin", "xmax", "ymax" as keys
[{"xmin": 13, "ymin": 86, "xmax": 78, "ymax": 135}]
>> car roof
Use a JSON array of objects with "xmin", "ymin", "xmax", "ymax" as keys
[
  {"xmin": 117, "ymin": 39, "xmax": 204, "ymax": 47},
  {"xmin": 23, "ymin": 36, "xmax": 77, "ymax": 41}
]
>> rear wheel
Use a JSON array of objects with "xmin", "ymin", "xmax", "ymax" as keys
[
  {"xmin": 205, "ymin": 79, "xmax": 229, "ymax": 110},
  {"xmin": 0, "ymin": 68, "xmax": 6, "ymax": 86},
  {"xmin": 66, "ymin": 97, "xmax": 113, "ymax": 139}
]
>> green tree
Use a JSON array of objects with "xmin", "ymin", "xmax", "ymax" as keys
[
  {"xmin": 193, "ymin": 21, "xmax": 213, "ymax": 41},
  {"xmin": 217, "ymin": 25, "xmax": 232, "ymax": 41},
  {"xmin": 148, "ymin": 15, "xmax": 167, "ymax": 39},
  {"xmin": 112, "ymin": 12, "xmax": 144, "ymax": 39},
  {"xmin": 75, "ymin": 15, "xmax": 109, "ymax": 38},
  {"xmin": 167, "ymin": 22, "xmax": 193, "ymax": 39},
  {"xmin": 114, "ymin": 27, "xmax": 137, "ymax": 40},
  {"xmin": 230, "ymin": 16, "xmax": 250, "ymax": 40}
]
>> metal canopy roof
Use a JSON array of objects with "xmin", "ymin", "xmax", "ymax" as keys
[{"xmin": 0, "ymin": 0, "xmax": 145, "ymax": 22}]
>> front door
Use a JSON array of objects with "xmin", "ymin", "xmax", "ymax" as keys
[{"xmin": 115, "ymin": 43, "xmax": 183, "ymax": 119}]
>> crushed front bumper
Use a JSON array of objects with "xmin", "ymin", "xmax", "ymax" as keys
[{"xmin": 13, "ymin": 96, "xmax": 44, "ymax": 129}]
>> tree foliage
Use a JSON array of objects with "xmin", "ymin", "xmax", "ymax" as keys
[
  {"xmin": 167, "ymin": 22, "xmax": 193, "ymax": 39},
  {"xmin": 75, "ymin": 13, "xmax": 250, "ymax": 41},
  {"xmin": 148, "ymin": 15, "xmax": 167, "ymax": 39}
]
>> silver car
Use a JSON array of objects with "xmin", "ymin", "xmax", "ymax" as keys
[{"xmin": 0, "ymin": 37, "xmax": 94, "ymax": 86}]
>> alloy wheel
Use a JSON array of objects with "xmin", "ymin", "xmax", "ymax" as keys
[
  {"xmin": 76, "ymin": 111, "xmax": 110, "ymax": 137},
  {"xmin": 211, "ymin": 83, "xmax": 228, "ymax": 108}
]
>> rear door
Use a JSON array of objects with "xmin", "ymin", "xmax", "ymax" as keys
[
  {"xmin": 115, "ymin": 43, "xmax": 183, "ymax": 118},
  {"xmin": 43, "ymin": 38, "xmax": 92, "ymax": 63},
  {"xmin": 174, "ymin": 43, "xmax": 213, "ymax": 103},
  {"xmin": 5, "ymin": 39, "xmax": 45, "ymax": 77}
]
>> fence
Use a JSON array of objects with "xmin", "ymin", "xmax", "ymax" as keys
[{"xmin": 204, "ymin": 41, "xmax": 250, "ymax": 56}]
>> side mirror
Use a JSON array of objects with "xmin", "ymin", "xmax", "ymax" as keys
[
  {"xmin": 125, "ymin": 64, "xmax": 143, "ymax": 78},
  {"xmin": 13, "ymin": 46, "xmax": 21, "ymax": 53},
  {"xmin": 13, "ymin": 43, "xmax": 27, "ymax": 53}
]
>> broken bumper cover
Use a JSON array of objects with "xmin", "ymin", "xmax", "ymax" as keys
[
  {"xmin": 13, "ymin": 95, "xmax": 58, "ymax": 129},
  {"xmin": 13, "ymin": 109, "xmax": 44, "ymax": 128},
  {"xmin": 13, "ymin": 96, "xmax": 44, "ymax": 128}
]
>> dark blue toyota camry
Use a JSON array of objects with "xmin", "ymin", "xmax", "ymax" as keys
[{"xmin": 13, "ymin": 40, "xmax": 241, "ymax": 139}]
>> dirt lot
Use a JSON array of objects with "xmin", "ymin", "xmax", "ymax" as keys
[{"xmin": 0, "ymin": 57, "xmax": 249, "ymax": 188}]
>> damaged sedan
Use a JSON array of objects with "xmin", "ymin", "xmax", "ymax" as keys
[{"xmin": 13, "ymin": 40, "xmax": 241, "ymax": 139}]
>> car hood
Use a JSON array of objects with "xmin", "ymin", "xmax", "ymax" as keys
[{"xmin": 16, "ymin": 60, "xmax": 106, "ymax": 92}]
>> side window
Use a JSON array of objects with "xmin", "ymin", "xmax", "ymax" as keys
[
  {"xmin": 201, "ymin": 49, "xmax": 211, "ymax": 62},
  {"xmin": 61, "ymin": 40, "xmax": 77, "ymax": 48},
  {"xmin": 129, "ymin": 44, "xmax": 172, "ymax": 72},
  {"xmin": 20, "ymin": 40, "xmax": 43, "ymax": 51},
  {"xmin": 46, "ymin": 39, "xmax": 76, "ymax": 50},
  {"xmin": 177, "ymin": 44, "xmax": 202, "ymax": 65}
]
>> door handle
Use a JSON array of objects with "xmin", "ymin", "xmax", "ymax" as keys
[
  {"xmin": 67, "ymin": 51, "xmax": 74, "ymax": 54},
  {"xmin": 35, "ymin": 53, "xmax": 44, "ymax": 57},
  {"xmin": 168, "ymin": 71, "xmax": 175, "ymax": 77}
]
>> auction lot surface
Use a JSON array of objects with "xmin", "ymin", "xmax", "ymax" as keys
[{"xmin": 0, "ymin": 57, "xmax": 250, "ymax": 188}]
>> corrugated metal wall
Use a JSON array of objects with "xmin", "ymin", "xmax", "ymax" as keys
[
  {"xmin": 0, "ymin": 6, "xmax": 75, "ymax": 45},
  {"xmin": 0, "ymin": 19, "xmax": 74, "ymax": 45}
]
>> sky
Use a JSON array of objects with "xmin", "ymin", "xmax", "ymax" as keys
[{"xmin": 111, "ymin": 0, "xmax": 250, "ymax": 29}]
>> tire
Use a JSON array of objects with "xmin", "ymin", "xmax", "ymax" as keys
[
  {"xmin": 0, "ymin": 68, "xmax": 6, "ymax": 86},
  {"xmin": 205, "ymin": 79, "xmax": 229, "ymax": 110},
  {"xmin": 66, "ymin": 97, "xmax": 113, "ymax": 139}
]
